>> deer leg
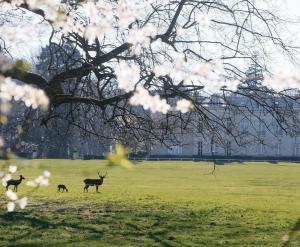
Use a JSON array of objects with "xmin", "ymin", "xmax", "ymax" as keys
[
  {"xmin": 96, "ymin": 186, "xmax": 99, "ymax": 192},
  {"xmin": 6, "ymin": 184, "xmax": 9, "ymax": 191},
  {"xmin": 14, "ymin": 186, "xmax": 17, "ymax": 192}
]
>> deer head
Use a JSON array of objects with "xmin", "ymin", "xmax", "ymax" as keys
[
  {"xmin": 97, "ymin": 171, "xmax": 107, "ymax": 179},
  {"xmin": 20, "ymin": 175, "xmax": 25, "ymax": 180}
]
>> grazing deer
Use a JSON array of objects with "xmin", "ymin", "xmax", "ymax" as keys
[
  {"xmin": 57, "ymin": 184, "xmax": 68, "ymax": 192},
  {"xmin": 83, "ymin": 171, "xmax": 107, "ymax": 192},
  {"xmin": 6, "ymin": 175, "xmax": 25, "ymax": 192}
]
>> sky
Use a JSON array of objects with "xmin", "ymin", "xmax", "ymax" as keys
[
  {"xmin": 276, "ymin": 0, "xmax": 300, "ymax": 69},
  {"xmin": 286, "ymin": 0, "xmax": 300, "ymax": 16}
]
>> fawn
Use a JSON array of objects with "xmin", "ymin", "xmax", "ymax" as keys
[
  {"xmin": 6, "ymin": 175, "xmax": 25, "ymax": 192},
  {"xmin": 57, "ymin": 184, "xmax": 68, "ymax": 192}
]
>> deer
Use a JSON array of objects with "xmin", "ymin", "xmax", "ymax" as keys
[
  {"xmin": 57, "ymin": 184, "xmax": 68, "ymax": 192},
  {"xmin": 83, "ymin": 171, "xmax": 107, "ymax": 192},
  {"xmin": 6, "ymin": 175, "xmax": 25, "ymax": 192}
]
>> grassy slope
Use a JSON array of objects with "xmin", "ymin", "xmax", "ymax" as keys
[{"xmin": 0, "ymin": 160, "xmax": 300, "ymax": 246}]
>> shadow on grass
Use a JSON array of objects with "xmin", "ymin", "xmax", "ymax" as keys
[
  {"xmin": 282, "ymin": 218, "xmax": 300, "ymax": 247},
  {"xmin": 0, "ymin": 211, "xmax": 104, "ymax": 244},
  {"xmin": 0, "ymin": 203, "xmax": 290, "ymax": 247},
  {"xmin": 0, "ymin": 209, "xmax": 179, "ymax": 247}
]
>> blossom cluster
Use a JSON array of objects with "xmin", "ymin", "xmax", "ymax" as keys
[
  {"xmin": 176, "ymin": 99, "xmax": 193, "ymax": 113},
  {"xmin": 263, "ymin": 70, "xmax": 300, "ymax": 92},
  {"xmin": 129, "ymin": 86, "xmax": 193, "ymax": 114},
  {"xmin": 0, "ymin": 76, "xmax": 49, "ymax": 110},
  {"xmin": 115, "ymin": 62, "xmax": 140, "ymax": 93},
  {"xmin": 115, "ymin": 60, "xmax": 196, "ymax": 114},
  {"xmin": 26, "ymin": 170, "xmax": 51, "ymax": 187},
  {"xmin": 1, "ymin": 165, "xmax": 17, "ymax": 187},
  {"xmin": 6, "ymin": 190, "xmax": 28, "ymax": 212},
  {"xmin": 130, "ymin": 86, "xmax": 171, "ymax": 114}
]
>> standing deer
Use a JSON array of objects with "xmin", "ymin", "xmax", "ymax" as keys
[
  {"xmin": 6, "ymin": 175, "xmax": 25, "ymax": 191},
  {"xmin": 83, "ymin": 171, "xmax": 107, "ymax": 192}
]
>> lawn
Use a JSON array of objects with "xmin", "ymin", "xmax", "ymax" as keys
[{"xmin": 0, "ymin": 160, "xmax": 300, "ymax": 246}]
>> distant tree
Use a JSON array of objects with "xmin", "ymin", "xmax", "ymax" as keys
[{"xmin": 242, "ymin": 56, "xmax": 264, "ymax": 87}]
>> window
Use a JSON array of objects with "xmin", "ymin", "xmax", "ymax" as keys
[
  {"xmin": 211, "ymin": 141, "xmax": 216, "ymax": 155},
  {"xmin": 258, "ymin": 123, "xmax": 266, "ymax": 136},
  {"xmin": 197, "ymin": 141, "xmax": 203, "ymax": 156},
  {"xmin": 198, "ymin": 121, "xmax": 203, "ymax": 133},
  {"xmin": 259, "ymin": 143, "xmax": 265, "ymax": 155},
  {"xmin": 256, "ymin": 141, "xmax": 265, "ymax": 155},
  {"xmin": 168, "ymin": 145, "xmax": 183, "ymax": 155},
  {"xmin": 275, "ymin": 124, "xmax": 283, "ymax": 136},
  {"xmin": 241, "ymin": 119, "xmax": 248, "ymax": 131},
  {"xmin": 276, "ymin": 143, "xmax": 281, "ymax": 156},
  {"xmin": 294, "ymin": 143, "xmax": 300, "ymax": 156},
  {"xmin": 226, "ymin": 118, "xmax": 232, "ymax": 131},
  {"xmin": 226, "ymin": 141, "xmax": 231, "ymax": 156}
]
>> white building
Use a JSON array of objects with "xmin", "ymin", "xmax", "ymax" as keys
[{"xmin": 149, "ymin": 94, "xmax": 300, "ymax": 158}]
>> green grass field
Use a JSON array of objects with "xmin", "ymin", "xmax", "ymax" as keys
[{"xmin": 0, "ymin": 160, "xmax": 300, "ymax": 246}]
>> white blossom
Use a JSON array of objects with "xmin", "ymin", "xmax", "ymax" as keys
[
  {"xmin": 0, "ymin": 54, "xmax": 13, "ymax": 72},
  {"xmin": 26, "ymin": 172, "xmax": 50, "ymax": 188},
  {"xmin": 7, "ymin": 202, "xmax": 15, "ymax": 212},
  {"xmin": 34, "ymin": 175, "xmax": 49, "ymax": 186},
  {"xmin": 6, "ymin": 190, "xmax": 17, "ymax": 201},
  {"xmin": 0, "ymin": 76, "xmax": 49, "ymax": 110},
  {"xmin": 115, "ymin": 62, "xmax": 140, "ymax": 92},
  {"xmin": 26, "ymin": 180, "xmax": 37, "ymax": 187},
  {"xmin": 130, "ymin": 86, "xmax": 171, "ymax": 114},
  {"xmin": 116, "ymin": 0, "xmax": 141, "ymax": 28},
  {"xmin": 43, "ymin": 170, "xmax": 51, "ymax": 178},
  {"xmin": 2, "ymin": 174, "xmax": 11, "ymax": 187},
  {"xmin": 26, "ymin": 0, "xmax": 38, "ymax": 9},
  {"xmin": 153, "ymin": 65, "xmax": 171, "ymax": 77},
  {"xmin": 127, "ymin": 25, "xmax": 157, "ymax": 45},
  {"xmin": 176, "ymin": 99, "xmax": 193, "ymax": 113},
  {"xmin": 263, "ymin": 70, "xmax": 300, "ymax": 92},
  {"xmin": 0, "ymin": 102, "xmax": 11, "ymax": 113},
  {"xmin": 8, "ymin": 165, "xmax": 17, "ymax": 174},
  {"xmin": 173, "ymin": 52, "xmax": 186, "ymax": 69},
  {"xmin": 225, "ymin": 80, "xmax": 240, "ymax": 92},
  {"xmin": 18, "ymin": 197, "xmax": 28, "ymax": 209}
]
